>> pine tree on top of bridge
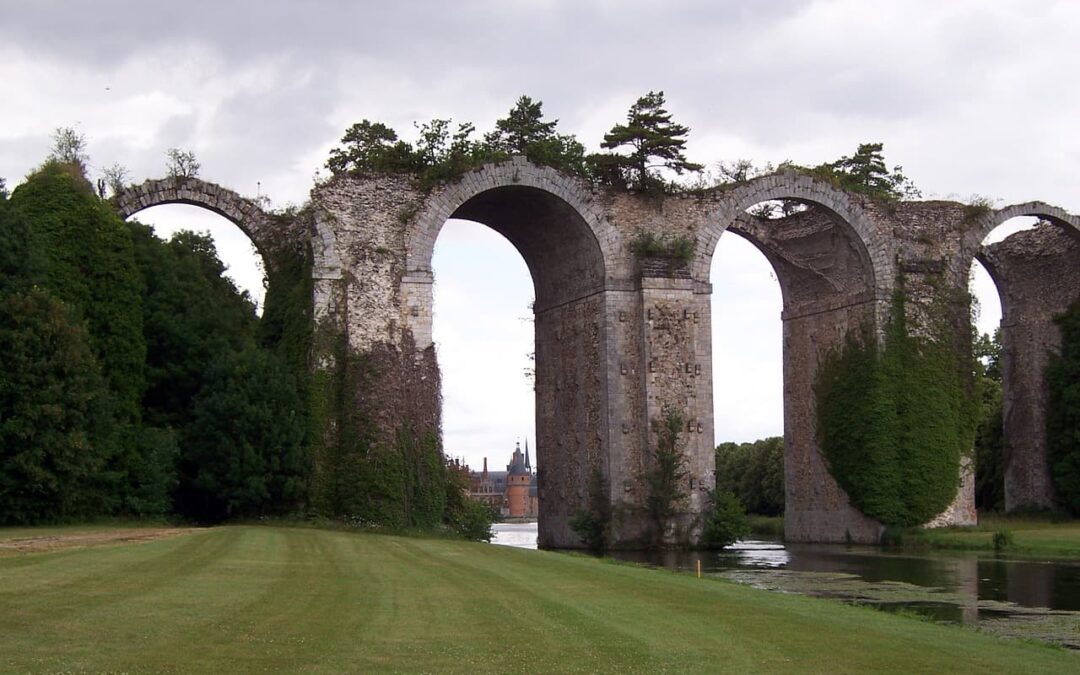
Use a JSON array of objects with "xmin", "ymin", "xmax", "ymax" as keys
[
  {"xmin": 485, "ymin": 95, "xmax": 557, "ymax": 154},
  {"xmin": 596, "ymin": 91, "xmax": 702, "ymax": 192},
  {"xmin": 810, "ymin": 142, "xmax": 921, "ymax": 201},
  {"xmin": 484, "ymin": 95, "xmax": 586, "ymax": 175}
]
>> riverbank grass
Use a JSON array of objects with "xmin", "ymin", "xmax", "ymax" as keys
[
  {"xmin": 0, "ymin": 525, "xmax": 1074, "ymax": 672},
  {"xmin": 906, "ymin": 515, "xmax": 1080, "ymax": 558}
]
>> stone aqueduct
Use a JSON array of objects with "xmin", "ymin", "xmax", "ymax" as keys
[{"xmin": 115, "ymin": 158, "xmax": 1080, "ymax": 547}]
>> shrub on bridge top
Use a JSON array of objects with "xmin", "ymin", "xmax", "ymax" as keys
[
  {"xmin": 1047, "ymin": 298, "xmax": 1080, "ymax": 515},
  {"xmin": 801, "ymin": 142, "xmax": 921, "ymax": 202},
  {"xmin": 324, "ymin": 95, "xmax": 589, "ymax": 187}
]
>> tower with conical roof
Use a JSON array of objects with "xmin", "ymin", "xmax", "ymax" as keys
[{"xmin": 506, "ymin": 441, "xmax": 531, "ymax": 518}]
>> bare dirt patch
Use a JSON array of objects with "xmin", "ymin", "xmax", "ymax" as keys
[{"xmin": 0, "ymin": 528, "xmax": 203, "ymax": 555}]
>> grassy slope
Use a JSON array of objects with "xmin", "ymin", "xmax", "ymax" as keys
[{"xmin": 0, "ymin": 526, "xmax": 1073, "ymax": 673}]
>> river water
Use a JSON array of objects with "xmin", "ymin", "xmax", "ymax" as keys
[{"xmin": 491, "ymin": 522, "xmax": 1080, "ymax": 649}]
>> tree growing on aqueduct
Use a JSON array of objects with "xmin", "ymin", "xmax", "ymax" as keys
[{"xmin": 595, "ymin": 90, "xmax": 702, "ymax": 192}]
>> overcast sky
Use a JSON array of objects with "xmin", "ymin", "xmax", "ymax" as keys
[{"xmin": 2, "ymin": 1, "xmax": 1077, "ymax": 471}]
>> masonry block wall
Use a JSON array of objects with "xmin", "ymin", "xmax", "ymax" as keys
[
  {"xmin": 116, "ymin": 161, "xmax": 1080, "ymax": 547},
  {"xmin": 982, "ymin": 225, "xmax": 1080, "ymax": 510}
]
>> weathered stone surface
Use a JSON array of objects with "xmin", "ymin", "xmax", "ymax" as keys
[
  {"xmin": 113, "ymin": 161, "xmax": 1080, "ymax": 545},
  {"xmin": 115, "ymin": 177, "xmax": 278, "ymax": 255},
  {"xmin": 981, "ymin": 223, "xmax": 1080, "ymax": 510}
]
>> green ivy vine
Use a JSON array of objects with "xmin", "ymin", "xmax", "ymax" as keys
[{"xmin": 816, "ymin": 288, "xmax": 978, "ymax": 527}]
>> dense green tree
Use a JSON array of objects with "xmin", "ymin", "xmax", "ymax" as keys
[
  {"xmin": 570, "ymin": 466, "xmax": 613, "ymax": 552},
  {"xmin": 0, "ymin": 289, "xmax": 115, "ymax": 524},
  {"xmin": 443, "ymin": 459, "xmax": 496, "ymax": 542},
  {"xmin": 9, "ymin": 161, "xmax": 152, "ymax": 517},
  {"xmin": 1047, "ymin": 299, "xmax": 1080, "ymax": 514},
  {"xmin": 973, "ymin": 330, "xmax": 1005, "ymax": 512},
  {"xmin": 1, "ymin": 189, "xmax": 116, "ymax": 523},
  {"xmin": 325, "ymin": 120, "xmax": 418, "ymax": 175},
  {"xmin": 10, "ymin": 161, "xmax": 146, "ymax": 423},
  {"xmin": 596, "ymin": 91, "xmax": 703, "ymax": 192},
  {"xmin": 0, "ymin": 193, "xmax": 43, "ymax": 292},
  {"xmin": 123, "ymin": 425, "xmax": 179, "ymax": 518},
  {"xmin": 128, "ymin": 223, "xmax": 269, "ymax": 518},
  {"xmin": 129, "ymin": 223, "xmax": 258, "ymax": 429},
  {"xmin": 177, "ymin": 345, "xmax": 306, "ymax": 522},
  {"xmin": 485, "ymin": 95, "xmax": 587, "ymax": 174},
  {"xmin": 715, "ymin": 437, "xmax": 785, "ymax": 516}
]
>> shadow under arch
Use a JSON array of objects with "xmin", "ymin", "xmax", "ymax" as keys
[
  {"xmin": 403, "ymin": 167, "xmax": 611, "ymax": 549},
  {"xmin": 693, "ymin": 173, "xmax": 890, "ymax": 296},
  {"xmin": 405, "ymin": 159, "xmax": 611, "ymax": 309},
  {"xmin": 449, "ymin": 185, "xmax": 607, "ymax": 311},
  {"xmin": 708, "ymin": 199, "xmax": 884, "ymax": 543}
]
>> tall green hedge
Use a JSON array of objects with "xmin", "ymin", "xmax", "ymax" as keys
[
  {"xmin": 816, "ymin": 293, "xmax": 978, "ymax": 527},
  {"xmin": 11, "ymin": 162, "xmax": 146, "ymax": 423}
]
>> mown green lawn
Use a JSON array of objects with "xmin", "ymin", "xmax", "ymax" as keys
[{"xmin": 0, "ymin": 525, "xmax": 1074, "ymax": 673}]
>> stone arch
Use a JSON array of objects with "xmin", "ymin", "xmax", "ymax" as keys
[
  {"xmin": 406, "ymin": 157, "xmax": 614, "ymax": 305},
  {"xmin": 695, "ymin": 172, "xmax": 890, "ymax": 295},
  {"xmin": 402, "ymin": 158, "xmax": 614, "ymax": 549},
  {"xmin": 703, "ymin": 175, "xmax": 890, "ymax": 543},
  {"xmin": 971, "ymin": 214, "xmax": 1080, "ymax": 513},
  {"xmin": 965, "ymin": 201, "xmax": 1080, "ymax": 255},
  {"xmin": 114, "ymin": 177, "xmax": 274, "ymax": 257}
]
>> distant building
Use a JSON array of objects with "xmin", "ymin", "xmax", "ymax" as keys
[{"xmin": 469, "ymin": 441, "xmax": 538, "ymax": 519}]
